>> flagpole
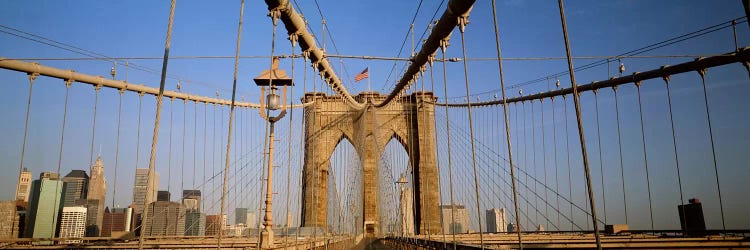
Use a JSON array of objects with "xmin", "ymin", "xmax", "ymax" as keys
[{"xmin": 367, "ymin": 66, "xmax": 371, "ymax": 93}]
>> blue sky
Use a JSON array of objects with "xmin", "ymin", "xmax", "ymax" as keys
[{"xmin": 0, "ymin": 0, "xmax": 748, "ymax": 231}]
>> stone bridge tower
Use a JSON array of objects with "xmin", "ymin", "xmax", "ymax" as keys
[{"xmin": 301, "ymin": 91, "xmax": 440, "ymax": 236}]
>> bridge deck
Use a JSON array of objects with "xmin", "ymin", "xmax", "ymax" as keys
[{"xmin": 388, "ymin": 233, "xmax": 750, "ymax": 249}]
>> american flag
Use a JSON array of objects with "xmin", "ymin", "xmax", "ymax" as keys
[{"xmin": 354, "ymin": 67, "xmax": 369, "ymax": 82}]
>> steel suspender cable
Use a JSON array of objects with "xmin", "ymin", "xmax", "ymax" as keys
[
  {"xmin": 612, "ymin": 87, "xmax": 628, "ymax": 224},
  {"xmin": 112, "ymin": 89, "xmax": 124, "ymax": 233},
  {"xmin": 541, "ymin": 98, "xmax": 549, "ymax": 230},
  {"xmin": 139, "ymin": 0, "xmax": 175, "ymax": 248},
  {"xmin": 663, "ymin": 76, "xmax": 686, "ymax": 235},
  {"xmin": 219, "ymin": 0, "xmax": 245, "ymax": 247},
  {"xmin": 89, "ymin": 85, "xmax": 101, "ymax": 166},
  {"xmin": 429, "ymin": 58, "xmax": 448, "ymax": 248},
  {"xmin": 16, "ymin": 74, "xmax": 35, "ymax": 201},
  {"xmin": 558, "ymin": 2, "xmax": 600, "ymax": 246},
  {"xmin": 456, "ymin": 17, "xmax": 484, "ymax": 248},
  {"xmin": 181, "ymin": 99, "xmax": 187, "ymax": 201},
  {"xmin": 531, "ymin": 100, "xmax": 538, "ymax": 227},
  {"xmin": 551, "ymin": 93, "xmax": 561, "ymax": 228},
  {"xmin": 197, "ymin": 101, "xmax": 198, "ymax": 189},
  {"xmin": 635, "ymin": 82, "xmax": 655, "ymax": 232},
  {"xmin": 212, "ymin": 102, "xmax": 216, "ymax": 214},
  {"xmin": 284, "ymin": 35, "xmax": 296, "ymax": 247},
  {"xmin": 562, "ymin": 95, "xmax": 573, "ymax": 231},
  {"xmin": 593, "ymin": 90, "xmax": 607, "ymax": 225},
  {"xmin": 522, "ymin": 101, "xmax": 529, "ymax": 229},
  {"xmin": 136, "ymin": 92, "xmax": 144, "ymax": 170},
  {"xmin": 420, "ymin": 72, "xmax": 433, "ymax": 239},
  {"xmin": 52, "ymin": 79, "xmax": 73, "ymax": 237},
  {"xmin": 168, "ymin": 98, "xmax": 174, "ymax": 201},
  {"xmin": 698, "ymin": 69, "xmax": 726, "ymax": 231},
  {"xmin": 295, "ymin": 51, "xmax": 308, "ymax": 246},
  {"xmin": 439, "ymin": 41, "xmax": 457, "ymax": 250},
  {"xmin": 203, "ymin": 102, "xmax": 207, "ymax": 212}
]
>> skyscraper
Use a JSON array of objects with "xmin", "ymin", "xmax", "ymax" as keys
[
  {"xmin": 15, "ymin": 168, "xmax": 32, "ymax": 202},
  {"xmin": 205, "ymin": 215, "xmax": 225, "ymax": 236},
  {"xmin": 235, "ymin": 207, "xmax": 249, "ymax": 225},
  {"xmin": 185, "ymin": 211, "xmax": 206, "ymax": 236},
  {"xmin": 102, "ymin": 207, "xmax": 133, "ymax": 237},
  {"xmin": 486, "ymin": 208, "xmax": 508, "ymax": 233},
  {"xmin": 58, "ymin": 207, "xmax": 87, "ymax": 243},
  {"xmin": 246, "ymin": 211, "xmax": 256, "ymax": 229},
  {"xmin": 157, "ymin": 191, "xmax": 171, "ymax": 202},
  {"xmin": 440, "ymin": 204, "xmax": 470, "ymax": 234},
  {"xmin": 25, "ymin": 172, "xmax": 64, "ymax": 241},
  {"xmin": 0, "ymin": 200, "xmax": 20, "ymax": 239},
  {"xmin": 87, "ymin": 156, "xmax": 107, "ymax": 201},
  {"xmin": 86, "ymin": 155, "xmax": 107, "ymax": 237},
  {"xmin": 141, "ymin": 201, "xmax": 185, "ymax": 236},
  {"xmin": 182, "ymin": 190, "xmax": 201, "ymax": 212},
  {"xmin": 132, "ymin": 168, "xmax": 159, "ymax": 213},
  {"xmin": 62, "ymin": 170, "xmax": 89, "ymax": 207}
]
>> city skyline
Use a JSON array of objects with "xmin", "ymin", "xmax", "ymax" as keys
[{"xmin": 0, "ymin": 2, "xmax": 747, "ymax": 247}]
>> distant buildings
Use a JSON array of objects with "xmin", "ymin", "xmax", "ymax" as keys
[
  {"xmin": 0, "ymin": 200, "xmax": 20, "ymax": 239},
  {"xmin": 157, "ymin": 191, "xmax": 171, "ymax": 202},
  {"xmin": 141, "ymin": 201, "xmax": 185, "ymax": 236},
  {"xmin": 185, "ymin": 211, "xmax": 206, "ymax": 236},
  {"xmin": 58, "ymin": 207, "xmax": 87, "ymax": 243},
  {"xmin": 486, "ymin": 208, "xmax": 508, "ymax": 233},
  {"xmin": 247, "ymin": 211, "xmax": 257, "ymax": 228},
  {"xmin": 440, "ymin": 204, "xmax": 469, "ymax": 234},
  {"xmin": 86, "ymin": 156, "xmax": 107, "ymax": 236},
  {"xmin": 235, "ymin": 208, "xmax": 250, "ymax": 225},
  {"xmin": 102, "ymin": 207, "xmax": 133, "ymax": 237},
  {"xmin": 24, "ymin": 172, "xmax": 64, "ymax": 239},
  {"xmin": 182, "ymin": 190, "xmax": 201, "ymax": 212},
  {"xmin": 132, "ymin": 168, "xmax": 159, "ymax": 214},
  {"xmin": 15, "ymin": 168, "xmax": 32, "ymax": 202},
  {"xmin": 62, "ymin": 170, "xmax": 89, "ymax": 207},
  {"xmin": 507, "ymin": 223, "xmax": 521, "ymax": 233},
  {"xmin": 205, "ymin": 215, "xmax": 226, "ymax": 236}
]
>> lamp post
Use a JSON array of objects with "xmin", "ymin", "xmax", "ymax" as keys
[{"xmin": 253, "ymin": 57, "xmax": 293, "ymax": 248}]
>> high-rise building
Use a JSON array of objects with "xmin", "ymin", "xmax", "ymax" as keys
[
  {"xmin": 185, "ymin": 211, "xmax": 206, "ymax": 236},
  {"xmin": 141, "ymin": 201, "xmax": 185, "ymax": 236},
  {"xmin": 246, "ymin": 211, "xmax": 257, "ymax": 228},
  {"xmin": 0, "ymin": 200, "xmax": 20, "ymax": 239},
  {"xmin": 157, "ymin": 191, "xmax": 171, "ymax": 202},
  {"xmin": 440, "ymin": 204, "xmax": 469, "ymax": 234},
  {"xmin": 87, "ymin": 156, "xmax": 107, "ymax": 201},
  {"xmin": 235, "ymin": 208, "xmax": 248, "ymax": 225},
  {"xmin": 132, "ymin": 168, "xmax": 159, "ymax": 214},
  {"xmin": 15, "ymin": 168, "xmax": 32, "ymax": 202},
  {"xmin": 102, "ymin": 207, "xmax": 133, "ymax": 237},
  {"xmin": 58, "ymin": 206, "xmax": 87, "ymax": 243},
  {"xmin": 62, "ymin": 170, "xmax": 89, "ymax": 207},
  {"xmin": 86, "ymin": 155, "xmax": 107, "ymax": 237},
  {"xmin": 205, "ymin": 215, "xmax": 225, "ymax": 236},
  {"xmin": 182, "ymin": 190, "xmax": 201, "ymax": 212},
  {"xmin": 24, "ymin": 172, "xmax": 64, "ymax": 240},
  {"xmin": 486, "ymin": 208, "xmax": 508, "ymax": 233}
]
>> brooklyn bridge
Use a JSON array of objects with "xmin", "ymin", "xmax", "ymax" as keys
[{"xmin": 0, "ymin": 0, "xmax": 748, "ymax": 249}]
